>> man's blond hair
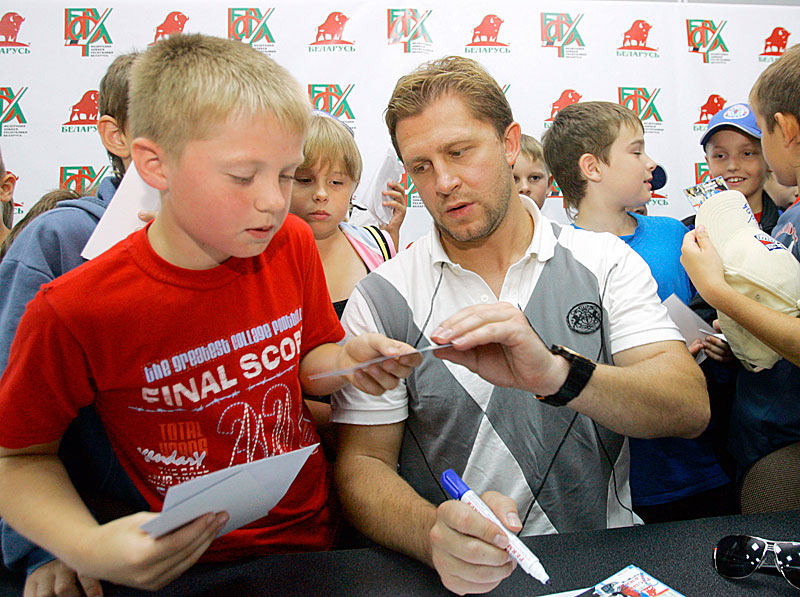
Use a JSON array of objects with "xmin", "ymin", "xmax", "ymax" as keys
[
  {"xmin": 385, "ymin": 56, "xmax": 513, "ymax": 159},
  {"xmin": 299, "ymin": 113, "xmax": 363, "ymax": 186},
  {"xmin": 129, "ymin": 34, "xmax": 309, "ymax": 158},
  {"xmin": 543, "ymin": 101, "xmax": 642, "ymax": 215}
]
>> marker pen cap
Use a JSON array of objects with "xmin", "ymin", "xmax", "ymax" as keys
[{"xmin": 441, "ymin": 469, "xmax": 469, "ymax": 500}]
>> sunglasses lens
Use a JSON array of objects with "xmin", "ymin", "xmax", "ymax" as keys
[
  {"xmin": 715, "ymin": 535, "xmax": 766, "ymax": 578},
  {"xmin": 776, "ymin": 544, "xmax": 800, "ymax": 589}
]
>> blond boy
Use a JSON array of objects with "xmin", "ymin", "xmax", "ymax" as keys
[
  {"xmin": 0, "ymin": 34, "xmax": 418, "ymax": 591},
  {"xmin": 513, "ymin": 134, "xmax": 551, "ymax": 209}
]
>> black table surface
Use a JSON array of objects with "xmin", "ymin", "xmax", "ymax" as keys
[{"xmin": 2, "ymin": 510, "xmax": 799, "ymax": 596}]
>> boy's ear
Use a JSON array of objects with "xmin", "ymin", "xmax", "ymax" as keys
[
  {"xmin": 503, "ymin": 121, "xmax": 522, "ymax": 167},
  {"xmin": 775, "ymin": 112, "xmax": 800, "ymax": 146},
  {"xmin": 131, "ymin": 137, "xmax": 170, "ymax": 191},
  {"xmin": 0, "ymin": 172, "xmax": 16, "ymax": 204},
  {"xmin": 97, "ymin": 115, "xmax": 130, "ymax": 161},
  {"xmin": 578, "ymin": 153, "xmax": 602, "ymax": 182}
]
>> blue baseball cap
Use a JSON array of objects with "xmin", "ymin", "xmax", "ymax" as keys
[{"xmin": 700, "ymin": 103, "xmax": 761, "ymax": 147}]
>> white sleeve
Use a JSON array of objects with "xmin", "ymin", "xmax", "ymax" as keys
[
  {"xmin": 603, "ymin": 240, "xmax": 684, "ymax": 355},
  {"xmin": 330, "ymin": 285, "xmax": 410, "ymax": 425}
]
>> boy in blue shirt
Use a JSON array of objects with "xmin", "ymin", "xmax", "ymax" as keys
[{"xmin": 543, "ymin": 101, "xmax": 733, "ymax": 523}]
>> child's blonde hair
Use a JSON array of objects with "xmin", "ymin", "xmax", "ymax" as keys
[
  {"xmin": 129, "ymin": 34, "xmax": 309, "ymax": 158},
  {"xmin": 299, "ymin": 112, "xmax": 362, "ymax": 185},
  {"xmin": 751, "ymin": 44, "xmax": 800, "ymax": 134},
  {"xmin": 519, "ymin": 134, "xmax": 548, "ymax": 172}
]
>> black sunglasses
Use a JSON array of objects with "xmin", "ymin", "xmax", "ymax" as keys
[{"xmin": 713, "ymin": 535, "xmax": 800, "ymax": 590}]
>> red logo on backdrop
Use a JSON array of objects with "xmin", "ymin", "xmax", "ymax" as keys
[
  {"xmin": 619, "ymin": 20, "xmax": 654, "ymax": 50},
  {"xmin": 547, "ymin": 89, "xmax": 581, "ymax": 121},
  {"xmin": 311, "ymin": 11, "xmax": 352, "ymax": 45},
  {"xmin": 0, "ymin": 12, "xmax": 26, "ymax": 46},
  {"xmin": 151, "ymin": 11, "xmax": 189, "ymax": 45},
  {"xmin": 695, "ymin": 162, "xmax": 711, "ymax": 184},
  {"xmin": 468, "ymin": 15, "xmax": 506, "ymax": 46},
  {"xmin": 64, "ymin": 90, "xmax": 98, "ymax": 125},
  {"xmin": 547, "ymin": 179, "xmax": 563, "ymax": 200},
  {"xmin": 696, "ymin": 94, "xmax": 726, "ymax": 124},
  {"xmin": 762, "ymin": 27, "xmax": 790, "ymax": 56}
]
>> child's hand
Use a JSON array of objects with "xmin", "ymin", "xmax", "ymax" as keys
[
  {"xmin": 701, "ymin": 319, "xmax": 734, "ymax": 363},
  {"xmin": 25, "ymin": 558, "xmax": 103, "ymax": 597},
  {"xmin": 680, "ymin": 226, "xmax": 730, "ymax": 307},
  {"xmin": 381, "ymin": 181, "xmax": 407, "ymax": 249},
  {"xmin": 75, "ymin": 510, "xmax": 228, "ymax": 590},
  {"xmin": 339, "ymin": 333, "xmax": 422, "ymax": 395}
]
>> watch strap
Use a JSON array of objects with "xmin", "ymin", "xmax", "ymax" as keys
[{"xmin": 537, "ymin": 344, "xmax": 596, "ymax": 407}]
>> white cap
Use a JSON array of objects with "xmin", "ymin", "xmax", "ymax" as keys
[{"xmin": 696, "ymin": 190, "xmax": 800, "ymax": 371}]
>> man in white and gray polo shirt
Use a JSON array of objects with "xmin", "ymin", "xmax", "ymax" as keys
[{"xmin": 332, "ymin": 56, "xmax": 709, "ymax": 595}]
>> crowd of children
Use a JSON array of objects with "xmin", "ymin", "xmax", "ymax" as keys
[{"xmin": 0, "ymin": 30, "xmax": 798, "ymax": 594}]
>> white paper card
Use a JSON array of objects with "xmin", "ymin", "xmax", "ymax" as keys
[
  {"xmin": 140, "ymin": 444, "xmax": 317, "ymax": 538},
  {"xmin": 662, "ymin": 294, "xmax": 726, "ymax": 364},
  {"xmin": 350, "ymin": 147, "xmax": 404, "ymax": 227},
  {"xmin": 81, "ymin": 163, "xmax": 161, "ymax": 260}
]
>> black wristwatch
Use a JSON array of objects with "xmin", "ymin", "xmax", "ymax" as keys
[{"xmin": 536, "ymin": 344, "xmax": 596, "ymax": 407}]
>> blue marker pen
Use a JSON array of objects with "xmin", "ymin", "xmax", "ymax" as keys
[{"xmin": 441, "ymin": 469, "xmax": 550, "ymax": 586}]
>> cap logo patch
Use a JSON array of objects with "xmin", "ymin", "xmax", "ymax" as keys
[
  {"xmin": 723, "ymin": 104, "xmax": 750, "ymax": 119},
  {"xmin": 567, "ymin": 302, "xmax": 602, "ymax": 334}
]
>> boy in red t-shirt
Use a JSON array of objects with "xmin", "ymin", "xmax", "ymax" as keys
[{"xmin": 0, "ymin": 34, "xmax": 419, "ymax": 591}]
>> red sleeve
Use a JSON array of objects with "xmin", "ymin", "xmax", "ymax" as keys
[
  {"xmin": 292, "ymin": 219, "xmax": 345, "ymax": 358},
  {"xmin": 0, "ymin": 290, "xmax": 95, "ymax": 449}
]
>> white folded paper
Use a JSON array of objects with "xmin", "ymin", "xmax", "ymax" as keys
[
  {"xmin": 662, "ymin": 293, "xmax": 726, "ymax": 364},
  {"xmin": 140, "ymin": 444, "xmax": 317, "ymax": 538},
  {"xmin": 81, "ymin": 163, "xmax": 161, "ymax": 260},
  {"xmin": 349, "ymin": 147, "xmax": 404, "ymax": 227}
]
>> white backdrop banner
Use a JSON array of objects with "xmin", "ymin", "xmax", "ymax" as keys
[{"xmin": 2, "ymin": 1, "xmax": 797, "ymax": 245}]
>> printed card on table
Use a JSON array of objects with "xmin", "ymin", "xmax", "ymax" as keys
[{"xmin": 589, "ymin": 565, "xmax": 686, "ymax": 597}]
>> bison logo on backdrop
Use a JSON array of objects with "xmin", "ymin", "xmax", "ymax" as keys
[
  {"xmin": 312, "ymin": 12, "xmax": 352, "ymax": 45},
  {"xmin": 763, "ymin": 27, "xmax": 790, "ymax": 56},
  {"xmin": 60, "ymin": 165, "xmax": 109, "ymax": 194},
  {"xmin": 151, "ymin": 12, "xmax": 189, "ymax": 45},
  {"xmin": 64, "ymin": 8, "xmax": 113, "ymax": 57},
  {"xmin": 387, "ymin": 9, "xmax": 432, "ymax": 53},
  {"xmin": 468, "ymin": 15, "xmax": 506, "ymax": 46},
  {"xmin": 696, "ymin": 94, "xmax": 726, "ymax": 124},
  {"xmin": 619, "ymin": 20, "xmax": 653, "ymax": 50},
  {"xmin": 541, "ymin": 13, "xmax": 585, "ymax": 58},
  {"xmin": 308, "ymin": 84, "xmax": 354, "ymax": 120},
  {"xmin": 547, "ymin": 89, "xmax": 582, "ymax": 121},
  {"xmin": 228, "ymin": 8, "xmax": 275, "ymax": 48},
  {"xmin": 686, "ymin": 19, "xmax": 728, "ymax": 63},
  {"xmin": 0, "ymin": 12, "xmax": 26, "ymax": 46},
  {"xmin": 619, "ymin": 87, "xmax": 662, "ymax": 122},
  {"xmin": 64, "ymin": 90, "xmax": 98, "ymax": 125}
]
